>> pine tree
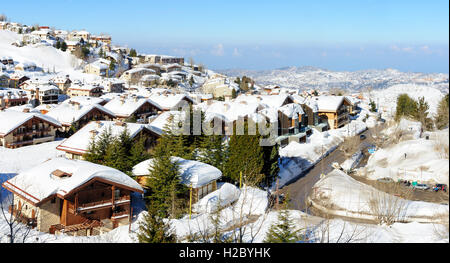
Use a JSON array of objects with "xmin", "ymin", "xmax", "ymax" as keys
[
  {"xmin": 130, "ymin": 136, "xmax": 150, "ymax": 166},
  {"xmin": 55, "ymin": 41, "xmax": 61, "ymax": 49},
  {"xmin": 262, "ymin": 144, "xmax": 280, "ymax": 187},
  {"xmin": 146, "ymin": 139, "xmax": 188, "ymax": 218},
  {"xmin": 264, "ymin": 200, "xmax": 303, "ymax": 243},
  {"xmin": 369, "ymin": 99, "xmax": 377, "ymax": 112},
  {"xmin": 137, "ymin": 202, "xmax": 176, "ymax": 243},
  {"xmin": 104, "ymin": 137, "xmax": 131, "ymax": 173},
  {"xmin": 61, "ymin": 41, "xmax": 67, "ymax": 52},
  {"xmin": 415, "ymin": 96, "xmax": 432, "ymax": 130},
  {"xmin": 223, "ymin": 119, "xmax": 264, "ymax": 184},
  {"xmin": 435, "ymin": 93, "xmax": 449, "ymax": 130},
  {"xmin": 199, "ymin": 135, "xmax": 226, "ymax": 171},
  {"xmin": 395, "ymin": 94, "xmax": 418, "ymax": 121}
]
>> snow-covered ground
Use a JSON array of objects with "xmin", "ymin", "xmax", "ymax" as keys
[
  {"xmin": 310, "ymin": 169, "xmax": 449, "ymax": 223},
  {"xmin": 0, "ymin": 140, "xmax": 66, "ymax": 175}
]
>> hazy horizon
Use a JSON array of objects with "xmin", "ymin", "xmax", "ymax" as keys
[{"xmin": 2, "ymin": 0, "xmax": 449, "ymax": 73}]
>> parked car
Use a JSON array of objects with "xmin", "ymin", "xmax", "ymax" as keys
[
  {"xmin": 433, "ymin": 184, "xmax": 447, "ymax": 192},
  {"xmin": 359, "ymin": 134, "xmax": 367, "ymax": 140},
  {"xmin": 377, "ymin": 177, "xmax": 393, "ymax": 183},
  {"xmin": 414, "ymin": 184, "xmax": 430, "ymax": 190}
]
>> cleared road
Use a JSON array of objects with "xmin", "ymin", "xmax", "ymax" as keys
[{"xmin": 279, "ymin": 127, "xmax": 375, "ymax": 212}]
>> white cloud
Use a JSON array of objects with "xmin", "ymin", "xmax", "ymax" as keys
[
  {"xmin": 211, "ymin": 43, "xmax": 225, "ymax": 56},
  {"xmin": 232, "ymin": 47, "xmax": 241, "ymax": 57}
]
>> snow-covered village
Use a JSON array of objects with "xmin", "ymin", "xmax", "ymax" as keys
[{"xmin": 0, "ymin": 1, "xmax": 448, "ymax": 250}]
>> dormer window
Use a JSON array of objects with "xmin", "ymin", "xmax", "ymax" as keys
[{"xmin": 51, "ymin": 169, "xmax": 72, "ymax": 178}]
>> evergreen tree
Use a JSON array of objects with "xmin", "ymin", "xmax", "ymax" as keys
[
  {"xmin": 231, "ymin": 88, "xmax": 237, "ymax": 99},
  {"xmin": 223, "ymin": 119, "xmax": 264, "ymax": 185},
  {"xmin": 137, "ymin": 202, "xmax": 176, "ymax": 243},
  {"xmin": 369, "ymin": 99, "xmax": 377, "ymax": 112},
  {"xmin": 129, "ymin": 48, "xmax": 137, "ymax": 57},
  {"xmin": 262, "ymin": 144, "xmax": 280, "ymax": 187},
  {"xmin": 55, "ymin": 41, "xmax": 61, "ymax": 49},
  {"xmin": 415, "ymin": 96, "xmax": 432, "ymax": 130},
  {"xmin": 199, "ymin": 135, "xmax": 226, "ymax": 172},
  {"xmin": 61, "ymin": 41, "xmax": 67, "ymax": 52},
  {"xmin": 104, "ymin": 137, "xmax": 131, "ymax": 173},
  {"xmin": 435, "ymin": 93, "xmax": 449, "ymax": 130},
  {"xmin": 395, "ymin": 93, "xmax": 418, "ymax": 121},
  {"xmin": 146, "ymin": 141, "xmax": 188, "ymax": 218},
  {"xmin": 130, "ymin": 136, "xmax": 151, "ymax": 166},
  {"xmin": 264, "ymin": 199, "xmax": 303, "ymax": 243}
]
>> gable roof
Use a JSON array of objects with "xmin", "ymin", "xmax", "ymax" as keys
[
  {"xmin": 132, "ymin": 156, "xmax": 222, "ymax": 188},
  {"xmin": 2, "ymin": 157, "xmax": 143, "ymax": 205},
  {"xmin": 103, "ymin": 97, "xmax": 162, "ymax": 118},
  {"xmin": 46, "ymin": 101, "xmax": 115, "ymax": 126},
  {"xmin": 56, "ymin": 120, "xmax": 153, "ymax": 155},
  {"xmin": 0, "ymin": 111, "xmax": 61, "ymax": 136}
]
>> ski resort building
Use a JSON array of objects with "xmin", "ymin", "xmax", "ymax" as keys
[{"xmin": 2, "ymin": 158, "xmax": 144, "ymax": 236}]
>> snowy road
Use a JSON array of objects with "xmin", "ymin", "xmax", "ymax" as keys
[{"xmin": 279, "ymin": 128, "xmax": 374, "ymax": 212}]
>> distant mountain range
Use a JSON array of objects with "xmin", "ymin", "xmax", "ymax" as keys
[{"xmin": 219, "ymin": 66, "xmax": 449, "ymax": 93}]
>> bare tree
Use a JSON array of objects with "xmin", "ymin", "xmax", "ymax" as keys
[
  {"xmin": 0, "ymin": 189, "xmax": 38, "ymax": 243},
  {"xmin": 368, "ymin": 181, "xmax": 412, "ymax": 225}
]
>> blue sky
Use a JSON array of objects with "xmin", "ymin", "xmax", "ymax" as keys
[{"xmin": 2, "ymin": 0, "xmax": 449, "ymax": 72}]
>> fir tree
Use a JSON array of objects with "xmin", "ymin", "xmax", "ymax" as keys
[
  {"xmin": 369, "ymin": 99, "xmax": 377, "ymax": 112},
  {"xmin": 61, "ymin": 41, "xmax": 67, "ymax": 52},
  {"xmin": 262, "ymin": 144, "xmax": 280, "ymax": 187},
  {"xmin": 223, "ymin": 119, "xmax": 264, "ymax": 185},
  {"xmin": 264, "ymin": 199, "xmax": 303, "ymax": 243},
  {"xmin": 55, "ymin": 40, "xmax": 61, "ymax": 49},
  {"xmin": 395, "ymin": 94, "xmax": 418, "ymax": 121},
  {"xmin": 435, "ymin": 93, "xmax": 449, "ymax": 130},
  {"xmin": 137, "ymin": 202, "xmax": 176, "ymax": 243}
]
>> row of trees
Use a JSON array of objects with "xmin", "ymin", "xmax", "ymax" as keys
[
  {"xmin": 138, "ymin": 109, "xmax": 281, "ymax": 242},
  {"xmin": 395, "ymin": 94, "xmax": 434, "ymax": 130},
  {"xmin": 83, "ymin": 126, "xmax": 150, "ymax": 175}
]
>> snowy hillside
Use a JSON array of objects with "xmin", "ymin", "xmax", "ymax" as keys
[
  {"xmin": 219, "ymin": 66, "xmax": 449, "ymax": 93},
  {"xmin": 0, "ymin": 30, "xmax": 82, "ymax": 72}
]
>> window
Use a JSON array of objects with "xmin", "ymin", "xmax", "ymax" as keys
[
  {"xmin": 114, "ymin": 189, "xmax": 120, "ymax": 199},
  {"xmin": 51, "ymin": 197, "xmax": 56, "ymax": 203}
]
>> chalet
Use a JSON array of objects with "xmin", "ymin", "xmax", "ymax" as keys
[
  {"xmin": 95, "ymin": 78, "xmax": 125, "ymax": 93},
  {"xmin": 46, "ymin": 100, "xmax": 116, "ymax": 132},
  {"xmin": 15, "ymin": 62, "xmax": 37, "ymax": 71},
  {"xmin": 120, "ymin": 68, "xmax": 156, "ymax": 84},
  {"xmin": 148, "ymin": 93, "xmax": 194, "ymax": 111},
  {"xmin": 0, "ymin": 73, "xmax": 9, "ymax": 87},
  {"xmin": 161, "ymin": 63, "xmax": 182, "ymax": 73},
  {"xmin": 132, "ymin": 157, "xmax": 221, "ymax": 202},
  {"xmin": 69, "ymin": 30, "xmax": 90, "ymax": 41},
  {"xmin": 201, "ymin": 77, "xmax": 239, "ymax": 100},
  {"xmin": 0, "ymin": 110, "xmax": 61, "ymax": 148},
  {"xmin": 8, "ymin": 73, "xmax": 30, "ymax": 89},
  {"xmin": 145, "ymin": 55, "xmax": 184, "ymax": 65},
  {"xmin": 311, "ymin": 96, "xmax": 352, "ymax": 129},
  {"xmin": 136, "ymin": 63, "xmax": 161, "ymax": 75},
  {"xmin": 0, "ymin": 89, "xmax": 29, "ymax": 109},
  {"xmin": 2, "ymin": 158, "xmax": 144, "ymax": 236},
  {"xmin": 67, "ymin": 84, "xmax": 103, "ymax": 97},
  {"xmin": 103, "ymin": 95, "xmax": 162, "ymax": 122},
  {"xmin": 65, "ymin": 40, "xmax": 81, "ymax": 52},
  {"xmin": 91, "ymin": 35, "xmax": 112, "ymax": 45},
  {"xmin": 51, "ymin": 75, "xmax": 72, "ymax": 93},
  {"xmin": 139, "ymin": 74, "xmax": 160, "ymax": 87},
  {"xmin": 56, "ymin": 121, "xmax": 159, "ymax": 160},
  {"xmin": 84, "ymin": 59, "xmax": 110, "ymax": 77},
  {"xmin": 0, "ymin": 56, "xmax": 14, "ymax": 65},
  {"xmin": 23, "ymin": 84, "xmax": 60, "ymax": 105},
  {"xmin": 345, "ymin": 96, "xmax": 361, "ymax": 116}
]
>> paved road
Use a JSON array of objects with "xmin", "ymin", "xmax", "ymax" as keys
[{"xmin": 279, "ymin": 127, "xmax": 375, "ymax": 212}]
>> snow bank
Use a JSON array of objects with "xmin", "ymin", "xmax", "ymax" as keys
[
  {"xmin": 311, "ymin": 169, "xmax": 449, "ymax": 223},
  {"xmin": 365, "ymin": 130, "xmax": 449, "ymax": 185},
  {"xmin": 193, "ymin": 183, "xmax": 240, "ymax": 213}
]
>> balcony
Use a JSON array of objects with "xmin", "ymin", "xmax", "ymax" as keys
[
  {"xmin": 13, "ymin": 127, "xmax": 51, "ymax": 136},
  {"xmin": 76, "ymin": 195, "xmax": 130, "ymax": 212}
]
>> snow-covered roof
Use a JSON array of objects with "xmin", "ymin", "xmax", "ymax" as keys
[
  {"xmin": 132, "ymin": 156, "xmax": 222, "ymax": 188},
  {"xmin": 148, "ymin": 94, "xmax": 193, "ymax": 110},
  {"xmin": 56, "ymin": 120, "xmax": 153, "ymax": 155},
  {"xmin": 46, "ymin": 101, "xmax": 115, "ymax": 126},
  {"xmin": 309, "ymin": 96, "xmax": 348, "ymax": 112},
  {"xmin": 147, "ymin": 110, "xmax": 186, "ymax": 135},
  {"xmin": 0, "ymin": 110, "xmax": 61, "ymax": 136},
  {"xmin": 278, "ymin": 103, "xmax": 304, "ymax": 118},
  {"xmin": 103, "ymin": 96, "xmax": 162, "ymax": 117},
  {"xmin": 234, "ymin": 94, "xmax": 293, "ymax": 109},
  {"xmin": 196, "ymin": 100, "xmax": 261, "ymax": 123},
  {"xmin": 3, "ymin": 157, "xmax": 143, "ymax": 205}
]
